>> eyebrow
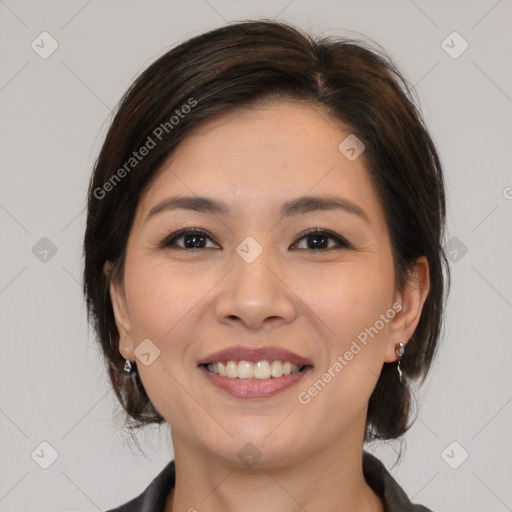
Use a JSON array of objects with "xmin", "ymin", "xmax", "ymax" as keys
[{"xmin": 145, "ymin": 194, "xmax": 370, "ymax": 224}]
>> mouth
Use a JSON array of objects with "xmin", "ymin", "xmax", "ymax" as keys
[
  {"xmin": 197, "ymin": 346, "xmax": 313, "ymax": 399},
  {"xmin": 201, "ymin": 360, "xmax": 309, "ymax": 379}
]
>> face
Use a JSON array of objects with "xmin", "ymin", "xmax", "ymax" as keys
[{"xmin": 109, "ymin": 100, "xmax": 428, "ymax": 468}]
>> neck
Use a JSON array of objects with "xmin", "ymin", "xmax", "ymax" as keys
[{"xmin": 164, "ymin": 433, "xmax": 384, "ymax": 512}]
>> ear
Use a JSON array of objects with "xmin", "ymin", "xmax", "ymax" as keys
[
  {"xmin": 104, "ymin": 261, "xmax": 135, "ymax": 359},
  {"xmin": 385, "ymin": 256, "xmax": 430, "ymax": 363}
]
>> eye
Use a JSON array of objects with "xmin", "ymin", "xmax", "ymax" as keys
[
  {"xmin": 291, "ymin": 228, "xmax": 351, "ymax": 252},
  {"xmin": 158, "ymin": 228, "xmax": 220, "ymax": 250},
  {"xmin": 158, "ymin": 227, "xmax": 351, "ymax": 252}
]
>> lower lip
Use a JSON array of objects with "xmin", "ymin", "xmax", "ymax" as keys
[{"xmin": 199, "ymin": 365, "xmax": 311, "ymax": 399}]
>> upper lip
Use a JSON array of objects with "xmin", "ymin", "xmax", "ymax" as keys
[{"xmin": 197, "ymin": 346, "xmax": 313, "ymax": 367}]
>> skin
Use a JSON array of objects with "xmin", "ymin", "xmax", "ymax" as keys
[{"xmin": 108, "ymin": 100, "xmax": 430, "ymax": 512}]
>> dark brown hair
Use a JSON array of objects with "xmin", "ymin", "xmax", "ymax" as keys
[{"xmin": 83, "ymin": 20, "xmax": 450, "ymax": 441}]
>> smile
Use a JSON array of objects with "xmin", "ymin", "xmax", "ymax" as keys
[
  {"xmin": 199, "ymin": 364, "xmax": 313, "ymax": 399},
  {"xmin": 205, "ymin": 360, "xmax": 304, "ymax": 380},
  {"xmin": 197, "ymin": 345, "xmax": 313, "ymax": 398}
]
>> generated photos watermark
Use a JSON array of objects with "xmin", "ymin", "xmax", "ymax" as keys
[
  {"xmin": 297, "ymin": 301, "xmax": 402, "ymax": 405},
  {"xmin": 93, "ymin": 97, "xmax": 197, "ymax": 200}
]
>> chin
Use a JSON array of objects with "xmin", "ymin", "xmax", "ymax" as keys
[{"xmin": 211, "ymin": 425, "xmax": 303, "ymax": 469}]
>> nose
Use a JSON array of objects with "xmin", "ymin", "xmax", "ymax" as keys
[{"xmin": 214, "ymin": 245, "xmax": 297, "ymax": 331}]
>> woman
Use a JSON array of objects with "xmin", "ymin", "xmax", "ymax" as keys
[{"xmin": 83, "ymin": 20, "xmax": 449, "ymax": 512}]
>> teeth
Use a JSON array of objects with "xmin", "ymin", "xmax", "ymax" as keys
[
  {"xmin": 226, "ymin": 361, "xmax": 238, "ymax": 378},
  {"xmin": 238, "ymin": 360, "xmax": 253, "ymax": 379},
  {"xmin": 205, "ymin": 360, "xmax": 302, "ymax": 379},
  {"xmin": 217, "ymin": 362, "xmax": 226, "ymax": 377},
  {"xmin": 253, "ymin": 360, "xmax": 271, "ymax": 379}
]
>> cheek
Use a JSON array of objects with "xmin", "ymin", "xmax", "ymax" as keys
[
  {"xmin": 306, "ymin": 260, "xmax": 394, "ymax": 348},
  {"xmin": 124, "ymin": 259, "xmax": 210, "ymax": 341},
  {"xmin": 297, "ymin": 284, "xmax": 392, "ymax": 438},
  {"xmin": 297, "ymin": 260, "xmax": 394, "ymax": 415},
  {"xmin": 122, "ymin": 260, "xmax": 209, "ymax": 428}
]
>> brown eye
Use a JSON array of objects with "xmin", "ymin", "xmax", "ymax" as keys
[
  {"xmin": 159, "ymin": 228, "xmax": 220, "ymax": 250},
  {"xmin": 158, "ymin": 227, "xmax": 350, "ymax": 252},
  {"xmin": 291, "ymin": 229, "xmax": 351, "ymax": 252}
]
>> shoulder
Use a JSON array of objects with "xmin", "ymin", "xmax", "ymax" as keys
[
  {"xmin": 363, "ymin": 451, "xmax": 434, "ymax": 512},
  {"xmin": 105, "ymin": 460, "xmax": 175, "ymax": 512}
]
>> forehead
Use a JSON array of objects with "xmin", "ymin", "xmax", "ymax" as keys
[
  {"xmin": 168, "ymin": 100, "xmax": 347, "ymax": 176},
  {"xmin": 136, "ymin": 101, "xmax": 384, "ymax": 227}
]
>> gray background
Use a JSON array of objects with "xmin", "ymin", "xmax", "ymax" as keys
[{"xmin": 1, "ymin": 0, "xmax": 511, "ymax": 510}]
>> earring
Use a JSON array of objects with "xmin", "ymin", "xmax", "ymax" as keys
[
  {"xmin": 395, "ymin": 342, "xmax": 405, "ymax": 383},
  {"xmin": 123, "ymin": 359, "xmax": 136, "ymax": 374}
]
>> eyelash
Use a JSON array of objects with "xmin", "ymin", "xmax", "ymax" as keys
[{"xmin": 158, "ymin": 227, "xmax": 351, "ymax": 253}]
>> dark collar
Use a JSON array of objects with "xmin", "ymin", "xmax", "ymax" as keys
[{"xmin": 107, "ymin": 452, "xmax": 433, "ymax": 512}]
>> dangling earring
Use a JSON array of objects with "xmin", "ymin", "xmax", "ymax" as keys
[
  {"xmin": 395, "ymin": 342, "xmax": 405, "ymax": 383},
  {"xmin": 123, "ymin": 359, "xmax": 136, "ymax": 374}
]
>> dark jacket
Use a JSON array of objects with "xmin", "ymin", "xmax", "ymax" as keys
[{"xmin": 106, "ymin": 451, "xmax": 433, "ymax": 512}]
